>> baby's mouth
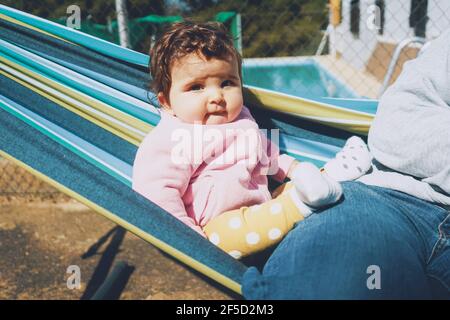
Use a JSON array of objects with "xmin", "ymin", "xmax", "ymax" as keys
[
  {"xmin": 211, "ymin": 111, "xmax": 227, "ymax": 116},
  {"xmin": 203, "ymin": 111, "xmax": 227, "ymax": 124}
]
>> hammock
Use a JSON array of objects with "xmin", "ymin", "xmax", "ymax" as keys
[{"xmin": 0, "ymin": 5, "xmax": 378, "ymax": 296}]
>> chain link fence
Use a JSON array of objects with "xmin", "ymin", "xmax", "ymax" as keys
[
  {"xmin": 0, "ymin": 157, "xmax": 67, "ymax": 200},
  {"xmin": 0, "ymin": 0, "xmax": 449, "ymax": 197}
]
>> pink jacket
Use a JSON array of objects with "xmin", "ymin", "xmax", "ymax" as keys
[{"xmin": 132, "ymin": 106, "xmax": 295, "ymax": 234}]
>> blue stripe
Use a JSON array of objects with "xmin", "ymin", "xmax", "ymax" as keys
[
  {"xmin": 0, "ymin": 40, "xmax": 159, "ymax": 125},
  {"xmin": 0, "ymin": 94, "xmax": 132, "ymax": 185}
]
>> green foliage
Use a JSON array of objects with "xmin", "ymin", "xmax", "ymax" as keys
[
  {"xmin": 183, "ymin": 0, "xmax": 328, "ymax": 57},
  {"xmin": 2, "ymin": 0, "xmax": 165, "ymax": 23}
]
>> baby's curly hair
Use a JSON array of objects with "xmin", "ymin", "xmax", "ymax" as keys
[{"xmin": 149, "ymin": 21, "xmax": 242, "ymax": 103}]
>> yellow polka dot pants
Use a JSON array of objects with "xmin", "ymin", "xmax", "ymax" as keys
[{"xmin": 203, "ymin": 183, "xmax": 306, "ymax": 259}]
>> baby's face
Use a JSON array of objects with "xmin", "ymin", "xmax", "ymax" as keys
[{"xmin": 158, "ymin": 53, "xmax": 243, "ymax": 125}]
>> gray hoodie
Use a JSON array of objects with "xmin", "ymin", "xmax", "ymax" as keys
[{"xmin": 359, "ymin": 29, "xmax": 450, "ymax": 207}]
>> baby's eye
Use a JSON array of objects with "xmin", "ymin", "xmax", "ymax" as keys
[
  {"xmin": 189, "ymin": 84, "xmax": 203, "ymax": 91},
  {"xmin": 221, "ymin": 80, "xmax": 235, "ymax": 87}
]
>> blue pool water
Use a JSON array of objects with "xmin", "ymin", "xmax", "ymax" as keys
[{"xmin": 243, "ymin": 58, "xmax": 359, "ymax": 99}]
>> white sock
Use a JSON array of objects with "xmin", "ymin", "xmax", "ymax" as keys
[
  {"xmin": 291, "ymin": 162, "xmax": 343, "ymax": 210},
  {"xmin": 324, "ymin": 136, "xmax": 373, "ymax": 182}
]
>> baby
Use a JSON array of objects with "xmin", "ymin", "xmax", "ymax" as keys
[{"xmin": 133, "ymin": 21, "xmax": 372, "ymax": 259}]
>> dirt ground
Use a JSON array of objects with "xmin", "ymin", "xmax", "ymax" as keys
[{"xmin": 0, "ymin": 197, "xmax": 236, "ymax": 300}]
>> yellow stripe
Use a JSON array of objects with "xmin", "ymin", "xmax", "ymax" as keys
[
  {"xmin": 0, "ymin": 56, "xmax": 151, "ymax": 138},
  {"xmin": 243, "ymin": 86, "xmax": 373, "ymax": 134},
  {"xmin": 0, "ymin": 67, "xmax": 145, "ymax": 147},
  {"xmin": 0, "ymin": 13, "xmax": 74, "ymax": 45},
  {"xmin": 0, "ymin": 149, "xmax": 243, "ymax": 295},
  {"xmin": 0, "ymin": 60, "xmax": 153, "ymax": 145}
]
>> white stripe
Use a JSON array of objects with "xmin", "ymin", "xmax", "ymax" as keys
[
  {"xmin": 283, "ymin": 147, "xmax": 332, "ymax": 162},
  {"xmin": 0, "ymin": 39, "xmax": 158, "ymax": 113},
  {"xmin": 0, "ymin": 62, "xmax": 147, "ymax": 138},
  {"xmin": 0, "ymin": 97, "xmax": 132, "ymax": 182}
]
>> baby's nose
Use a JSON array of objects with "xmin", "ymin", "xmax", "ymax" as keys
[{"xmin": 208, "ymin": 88, "xmax": 224, "ymax": 104}]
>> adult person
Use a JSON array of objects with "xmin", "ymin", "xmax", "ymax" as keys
[{"xmin": 242, "ymin": 29, "xmax": 450, "ymax": 299}]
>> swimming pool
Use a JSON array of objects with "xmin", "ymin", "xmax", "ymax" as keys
[{"xmin": 243, "ymin": 57, "xmax": 359, "ymax": 99}]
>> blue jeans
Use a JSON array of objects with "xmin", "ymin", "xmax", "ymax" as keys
[{"xmin": 242, "ymin": 182, "xmax": 450, "ymax": 299}]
